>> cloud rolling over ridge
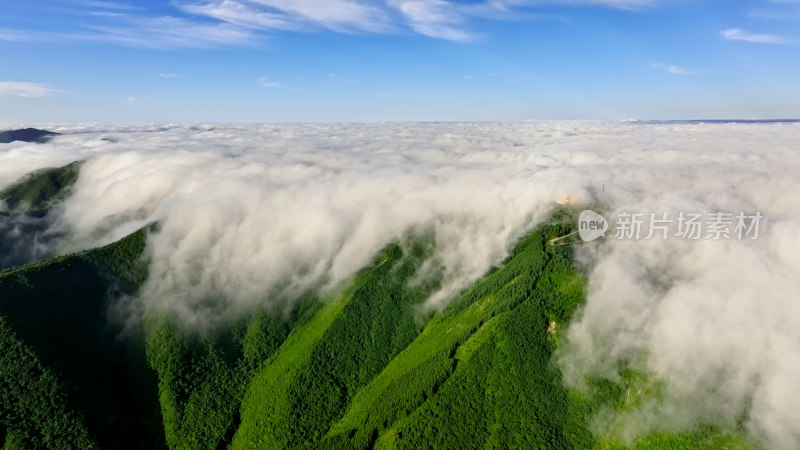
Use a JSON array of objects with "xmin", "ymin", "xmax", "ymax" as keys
[{"xmin": 2, "ymin": 121, "xmax": 800, "ymax": 447}]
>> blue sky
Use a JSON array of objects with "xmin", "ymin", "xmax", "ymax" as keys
[{"xmin": 1, "ymin": 0, "xmax": 799, "ymax": 122}]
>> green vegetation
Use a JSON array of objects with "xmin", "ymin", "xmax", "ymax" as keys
[
  {"xmin": 586, "ymin": 367, "xmax": 753, "ymax": 450},
  {"xmin": 0, "ymin": 228, "xmax": 165, "ymax": 449},
  {"xmin": 324, "ymin": 211, "xmax": 592, "ymax": 449},
  {"xmin": 233, "ymin": 237, "xmax": 442, "ymax": 449},
  {"xmin": 0, "ymin": 161, "xmax": 83, "ymax": 270},
  {"xmin": 0, "ymin": 161, "xmax": 80, "ymax": 213},
  {"xmin": 0, "ymin": 201, "xmax": 757, "ymax": 449},
  {"xmin": 144, "ymin": 308, "xmax": 298, "ymax": 450},
  {"xmin": 0, "ymin": 317, "xmax": 96, "ymax": 449}
]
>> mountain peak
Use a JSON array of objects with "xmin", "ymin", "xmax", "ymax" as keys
[{"xmin": 0, "ymin": 128, "xmax": 60, "ymax": 144}]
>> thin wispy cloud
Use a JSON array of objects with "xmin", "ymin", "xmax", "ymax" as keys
[
  {"xmin": 578, "ymin": 0, "xmax": 662, "ymax": 9},
  {"xmin": 173, "ymin": 0, "xmax": 672, "ymax": 44},
  {"xmin": 178, "ymin": 0, "xmax": 392, "ymax": 34},
  {"xmin": 252, "ymin": 0, "xmax": 391, "ymax": 33},
  {"xmin": 0, "ymin": 0, "xmax": 685, "ymax": 49},
  {"xmin": 2, "ymin": 16, "xmax": 257, "ymax": 49},
  {"xmin": 76, "ymin": 0, "xmax": 141, "ymax": 10},
  {"xmin": 720, "ymin": 28, "xmax": 789, "ymax": 44},
  {"xmin": 747, "ymin": 10, "xmax": 800, "ymax": 20},
  {"xmin": 87, "ymin": 11, "xmax": 128, "ymax": 18},
  {"xmin": 87, "ymin": 16, "xmax": 258, "ymax": 49},
  {"xmin": 157, "ymin": 73, "xmax": 179, "ymax": 78},
  {"xmin": 0, "ymin": 81, "xmax": 57, "ymax": 98},
  {"xmin": 323, "ymin": 73, "xmax": 352, "ymax": 84},
  {"xmin": 463, "ymin": 72, "xmax": 495, "ymax": 80},
  {"xmin": 257, "ymin": 77, "xmax": 284, "ymax": 88},
  {"xmin": 0, "ymin": 28, "xmax": 34, "ymax": 42},
  {"xmin": 295, "ymin": 73, "xmax": 354, "ymax": 88},
  {"xmin": 649, "ymin": 62, "xmax": 703, "ymax": 75},
  {"xmin": 176, "ymin": 1, "xmax": 303, "ymax": 32},
  {"xmin": 482, "ymin": 0, "xmax": 666, "ymax": 11},
  {"xmin": 388, "ymin": 0, "xmax": 474, "ymax": 42},
  {"xmin": 747, "ymin": 0, "xmax": 800, "ymax": 20}
]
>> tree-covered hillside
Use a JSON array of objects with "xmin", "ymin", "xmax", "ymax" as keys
[
  {"xmin": 0, "ymin": 161, "xmax": 79, "ymax": 214},
  {"xmin": 0, "ymin": 164, "xmax": 755, "ymax": 449},
  {"xmin": 0, "ymin": 228, "xmax": 161, "ymax": 449},
  {"xmin": 323, "ymin": 216, "xmax": 590, "ymax": 449},
  {"xmin": 0, "ymin": 161, "xmax": 81, "ymax": 270}
]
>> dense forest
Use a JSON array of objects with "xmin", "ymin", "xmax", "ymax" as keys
[{"xmin": 1, "ymin": 163, "xmax": 753, "ymax": 449}]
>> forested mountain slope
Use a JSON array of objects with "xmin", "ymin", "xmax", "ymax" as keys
[{"xmin": 0, "ymin": 163, "xmax": 753, "ymax": 449}]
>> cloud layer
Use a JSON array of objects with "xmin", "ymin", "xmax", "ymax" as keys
[
  {"xmin": 0, "ymin": 0, "xmax": 688, "ymax": 47},
  {"xmin": 2, "ymin": 121, "xmax": 800, "ymax": 447},
  {"xmin": 648, "ymin": 62, "xmax": 703, "ymax": 75},
  {"xmin": 721, "ymin": 28, "xmax": 789, "ymax": 44},
  {"xmin": 0, "ymin": 81, "xmax": 56, "ymax": 98}
]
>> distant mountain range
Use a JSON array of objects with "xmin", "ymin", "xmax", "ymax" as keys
[{"xmin": 0, "ymin": 128, "xmax": 60, "ymax": 144}]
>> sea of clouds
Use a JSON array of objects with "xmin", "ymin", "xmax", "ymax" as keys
[{"xmin": 1, "ymin": 121, "xmax": 799, "ymax": 448}]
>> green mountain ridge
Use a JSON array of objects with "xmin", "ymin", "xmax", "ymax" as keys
[
  {"xmin": 0, "ymin": 161, "xmax": 79, "ymax": 214},
  {"xmin": 0, "ymin": 161, "xmax": 81, "ymax": 270},
  {"xmin": 323, "ymin": 224, "xmax": 590, "ymax": 449},
  {"xmin": 0, "ymin": 162, "xmax": 755, "ymax": 449},
  {"xmin": 0, "ymin": 227, "xmax": 161, "ymax": 449}
]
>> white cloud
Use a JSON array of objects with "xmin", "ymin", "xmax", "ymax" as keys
[
  {"xmin": 3, "ymin": 0, "xmax": 681, "ymax": 47},
  {"xmin": 747, "ymin": 9, "xmax": 800, "ymax": 20},
  {"xmin": 463, "ymin": 72, "xmax": 495, "ymax": 80},
  {"xmin": 0, "ymin": 28, "xmax": 37, "ymax": 42},
  {"xmin": 572, "ymin": 0, "xmax": 662, "ymax": 9},
  {"xmin": 388, "ymin": 0, "xmax": 474, "ymax": 42},
  {"xmin": 176, "ymin": 0, "xmax": 303, "ymax": 31},
  {"xmin": 250, "ymin": 0, "xmax": 391, "ymax": 32},
  {"xmin": 126, "ymin": 96, "xmax": 137, "ymax": 103},
  {"xmin": 87, "ymin": 11, "xmax": 127, "ymax": 18},
  {"xmin": 177, "ymin": 0, "xmax": 391, "ymax": 34},
  {"xmin": 77, "ymin": 0, "xmax": 141, "ymax": 10},
  {"xmin": 157, "ymin": 73, "xmax": 179, "ymax": 78},
  {"xmin": 721, "ymin": 28, "xmax": 789, "ymax": 44},
  {"xmin": 176, "ymin": 0, "xmax": 670, "ymax": 43},
  {"xmin": 323, "ymin": 73, "xmax": 352, "ymax": 84},
  {"xmin": 257, "ymin": 76, "xmax": 283, "ymax": 88},
  {"xmin": 87, "ymin": 16, "xmax": 257, "ymax": 48},
  {"xmin": 649, "ymin": 62, "xmax": 703, "ymax": 75},
  {"xmin": 477, "ymin": 0, "xmax": 666, "ymax": 11},
  {"xmin": 3, "ymin": 20, "xmax": 254, "ymax": 49},
  {"xmin": 0, "ymin": 81, "xmax": 56, "ymax": 98},
  {"xmin": 6, "ymin": 122, "xmax": 800, "ymax": 450}
]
